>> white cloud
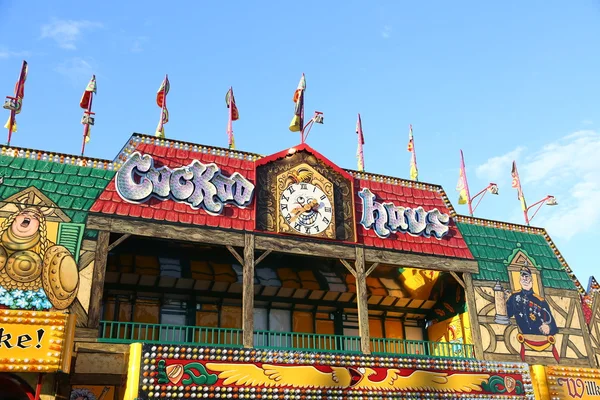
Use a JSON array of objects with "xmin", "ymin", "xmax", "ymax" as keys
[
  {"xmin": 41, "ymin": 19, "xmax": 102, "ymax": 50},
  {"xmin": 476, "ymin": 131, "xmax": 600, "ymax": 239},
  {"xmin": 381, "ymin": 25, "xmax": 392, "ymax": 39},
  {"xmin": 0, "ymin": 47, "xmax": 30, "ymax": 59},
  {"xmin": 54, "ymin": 57, "xmax": 95, "ymax": 83},
  {"xmin": 130, "ymin": 36, "xmax": 147, "ymax": 53},
  {"xmin": 475, "ymin": 146, "xmax": 525, "ymax": 183}
]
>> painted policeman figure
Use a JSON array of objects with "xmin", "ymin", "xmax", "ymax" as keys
[{"xmin": 506, "ymin": 266, "xmax": 558, "ymax": 336}]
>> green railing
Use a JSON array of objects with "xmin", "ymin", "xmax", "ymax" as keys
[
  {"xmin": 98, "ymin": 321, "xmax": 475, "ymax": 359},
  {"xmin": 99, "ymin": 320, "xmax": 243, "ymax": 347},
  {"xmin": 253, "ymin": 329, "xmax": 362, "ymax": 353},
  {"xmin": 370, "ymin": 337, "xmax": 475, "ymax": 359}
]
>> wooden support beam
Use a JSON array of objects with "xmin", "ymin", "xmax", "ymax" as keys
[
  {"xmin": 363, "ymin": 248, "xmax": 479, "ymax": 273},
  {"xmin": 255, "ymin": 234, "xmax": 355, "ymax": 260},
  {"xmin": 355, "ymin": 247, "xmax": 371, "ymax": 354},
  {"xmin": 87, "ymin": 214, "xmax": 245, "ymax": 247},
  {"xmin": 107, "ymin": 233, "xmax": 131, "ymax": 253},
  {"xmin": 254, "ymin": 249, "xmax": 272, "ymax": 267},
  {"xmin": 365, "ymin": 262, "xmax": 379, "ymax": 277},
  {"xmin": 226, "ymin": 245, "xmax": 244, "ymax": 265},
  {"xmin": 242, "ymin": 234, "xmax": 255, "ymax": 348},
  {"xmin": 87, "ymin": 231, "xmax": 110, "ymax": 329},
  {"xmin": 339, "ymin": 259, "xmax": 356, "ymax": 278},
  {"xmin": 449, "ymin": 271, "xmax": 466, "ymax": 289},
  {"xmin": 463, "ymin": 272, "xmax": 484, "ymax": 359}
]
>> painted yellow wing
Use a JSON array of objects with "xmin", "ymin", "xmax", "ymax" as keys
[
  {"xmin": 204, "ymin": 363, "xmax": 351, "ymax": 388},
  {"xmin": 393, "ymin": 371, "xmax": 489, "ymax": 392}
]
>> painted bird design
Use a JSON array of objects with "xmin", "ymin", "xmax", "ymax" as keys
[{"xmin": 204, "ymin": 363, "xmax": 490, "ymax": 392}]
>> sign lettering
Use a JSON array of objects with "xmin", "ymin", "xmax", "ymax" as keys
[
  {"xmin": 358, "ymin": 188, "xmax": 450, "ymax": 239},
  {"xmin": 116, "ymin": 152, "xmax": 255, "ymax": 215},
  {"xmin": 0, "ymin": 310, "xmax": 73, "ymax": 373},
  {"xmin": 556, "ymin": 377, "xmax": 600, "ymax": 398}
]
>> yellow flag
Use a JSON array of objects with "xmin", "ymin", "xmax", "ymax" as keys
[
  {"xmin": 456, "ymin": 168, "xmax": 468, "ymax": 205},
  {"xmin": 409, "ymin": 151, "xmax": 418, "ymax": 181},
  {"xmin": 4, "ymin": 116, "xmax": 17, "ymax": 133}
]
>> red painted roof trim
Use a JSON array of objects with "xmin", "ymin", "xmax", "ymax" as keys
[{"xmin": 255, "ymin": 143, "xmax": 355, "ymax": 182}]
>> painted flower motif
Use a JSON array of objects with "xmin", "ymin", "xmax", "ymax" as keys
[
  {"xmin": 31, "ymin": 297, "xmax": 45, "ymax": 310},
  {"xmin": 0, "ymin": 287, "xmax": 6, "ymax": 297},
  {"xmin": 15, "ymin": 297, "xmax": 29, "ymax": 309},
  {"xmin": 12, "ymin": 289, "xmax": 24, "ymax": 299},
  {"xmin": 42, "ymin": 298, "xmax": 52, "ymax": 309},
  {"xmin": 0, "ymin": 293, "xmax": 15, "ymax": 307},
  {"xmin": 25, "ymin": 290, "xmax": 38, "ymax": 300}
]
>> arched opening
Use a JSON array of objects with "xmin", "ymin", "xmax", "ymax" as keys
[{"xmin": 0, "ymin": 374, "xmax": 36, "ymax": 400}]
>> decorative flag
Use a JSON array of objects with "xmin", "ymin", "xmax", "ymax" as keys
[
  {"xmin": 80, "ymin": 75, "xmax": 97, "ymax": 109},
  {"xmin": 456, "ymin": 150, "xmax": 469, "ymax": 205},
  {"xmin": 408, "ymin": 124, "xmax": 418, "ymax": 181},
  {"xmin": 155, "ymin": 75, "xmax": 170, "ymax": 138},
  {"xmin": 4, "ymin": 60, "xmax": 28, "ymax": 140},
  {"xmin": 80, "ymin": 75, "xmax": 96, "ymax": 147},
  {"xmin": 356, "ymin": 113, "xmax": 365, "ymax": 171},
  {"xmin": 226, "ymin": 87, "xmax": 239, "ymax": 149},
  {"xmin": 289, "ymin": 74, "xmax": 306, "ymax": 132},
  {"xmin": 511, "ymin": 161, "xmax": 527, "ymax": 212}
]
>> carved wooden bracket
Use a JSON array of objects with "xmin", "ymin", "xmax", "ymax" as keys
[{"xmin": 107, "ymin": 233, "xmax": 131, "ymax": 253}]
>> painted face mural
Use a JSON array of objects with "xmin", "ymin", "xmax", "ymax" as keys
[{"xmin": 0, "ymin": 207, "xmax": 79, "ymax": 310}]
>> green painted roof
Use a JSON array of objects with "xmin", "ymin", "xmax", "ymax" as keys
[
  {"xmin": 0, "ymin": 154, "xmax": 115, "ymax": 224},
  {"xmin": 457, "ymin": 222, "xmax": 576, "ymax": 290}
]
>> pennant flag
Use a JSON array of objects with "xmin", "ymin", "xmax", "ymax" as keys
[
  {"xmin": 289, "ymin": 74, "xmax": 306, "ymax": 132},
  {"xmin": 80, "ymin": 75, "xmax": 97, "ymax": 109},
  {"xmin": 155, "ymin": 75, "xmax": 170, "ymax": 138},
  {"xmin": 408, "ymin": 124, "xmax": 418, "ymax": 181},
  {"xmin": 226, "ymin": 87, "xmax": 239, "ymax": 149},
  {"xmin": 356, "ymin": 113, "xmax": 365, "ymax": 171},
  {"xmin": 456, "ymin": 150, "xmax": 469, "ymax": 205},
  {"xmin": 511, "ymin": 161, "xmax": 527, "ymax": 212},
  {"xmin": 80, "ymin": 75, "xmax": 97, "ymax": 147},
  {"xmin": 4, "ymin": 60, "xmax": 28, "ymax": 135}
]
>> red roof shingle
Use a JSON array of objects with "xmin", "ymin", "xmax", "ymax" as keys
[
  {"xmin": 354, "ymin": 178, "xmax": 473, "ymax": 260},
  {"xmin": 90, "ymin": 141, "xmax": 256, "ymax": 231}
]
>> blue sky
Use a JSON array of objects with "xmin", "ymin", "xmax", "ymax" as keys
[{"xmin": 1, "ymin": 1, "xmax": 599, "ymax": 285}]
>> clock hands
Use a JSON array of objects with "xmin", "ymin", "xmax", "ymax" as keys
[{"xmin": 289, "ymin": 199, "xmax": 320, "ymax": 223}]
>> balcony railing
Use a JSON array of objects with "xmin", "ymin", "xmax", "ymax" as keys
[{"xmin": 98, "ymin": 320, "xmax": 475, "ymax": 359}]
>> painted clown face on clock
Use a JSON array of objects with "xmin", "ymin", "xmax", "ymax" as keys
[{"xmin": 279, "ymin": 182, "xmax": 333, "ymax": 235}]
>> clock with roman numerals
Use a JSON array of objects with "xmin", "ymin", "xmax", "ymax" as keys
[{"xmin": 279, "ymin": 182, "xmax": 334, "ymax": 237}]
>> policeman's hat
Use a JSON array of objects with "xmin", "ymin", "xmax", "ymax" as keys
[{"xmin": 520, "ymin": 266, "xmax": 532, "ymax": 277}]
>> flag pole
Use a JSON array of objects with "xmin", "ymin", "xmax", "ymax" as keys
[
  {"xmin": 6, "ymin": 109, "xmax": 15, "ymax": 147},
  {"xmin": 161, "ymin": 74, "xmax": 168, "ymax": 136},
  {"xmin": 459, "ymin": 150, "xmax": 473, "ymax": 216},
  {"xmin": 6, "ymin": 60, "xmax": 26, "ymax": 146},
  {"xmin": 81, "ymin": 91, "xmax": 94, "ymax": 157},
  {"xmin": 227, "ymin": 86, "xmax": 233, "ymax": 149}
]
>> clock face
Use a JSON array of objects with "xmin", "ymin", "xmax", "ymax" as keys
[{"xmin": 279, "ymin": 182, "xmax": 333, "ymax": 235}]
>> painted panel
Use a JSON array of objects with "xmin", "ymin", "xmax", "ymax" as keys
[
  {"xmin": 0, "ymin": 309, "xmax": 75, "ymax": 373},
  {"xmin": 136, "ymin": 344, "xmax": 535, "ymax": 399},
  {"xmin": 92, "ymin": 137, "xmax": 256, "ymax": 231},
  {"xmin": 354, "ymin": 179, "xmax": 473, "ymax": 259},
  {"xmin": 546, "ymin": 366, "xmax": 600, "ymax": 399}
]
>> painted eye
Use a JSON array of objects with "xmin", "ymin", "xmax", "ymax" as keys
[
  {"xmin": 358, "ymin": 367, "xmax": 366, "ymax": 374},
  {"xmin": 297, "ymin": 196, "xmax": 305, "ymax": 204}
]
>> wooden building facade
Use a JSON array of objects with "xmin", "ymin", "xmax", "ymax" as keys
[{"xmin": 0, "ymin": 133, "xmax": 598, "ymax": 399}]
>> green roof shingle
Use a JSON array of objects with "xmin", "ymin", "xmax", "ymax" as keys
[
  {"xmin": 456, "ymin": 222, "xmax": 576, "ymax": 290},
  {"xmin": 0, "ymin": 155, "xmax": 115, "ymax": 224}
]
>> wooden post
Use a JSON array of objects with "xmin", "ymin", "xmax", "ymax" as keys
[
  {"xmin": 87, "ymin": 231, "xmax": 110, "ymax": 329},
  {"xmin": 242, "ymin": 233, "xmax": 255, "ymax": 348},
  {"xmin": 463, "ymin": 272, "xmax": 485, "ymax": 359},
  {"xmin": 355, "ymin": 247, "xmax": 371, "ymax": 354}
]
